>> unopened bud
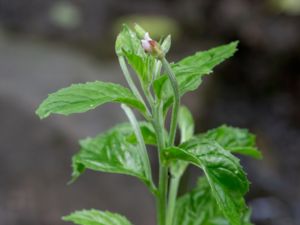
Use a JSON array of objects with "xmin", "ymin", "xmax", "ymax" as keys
[{"xmin": 140, "ymin": 32, "xmax": 164, "ymax": 59}]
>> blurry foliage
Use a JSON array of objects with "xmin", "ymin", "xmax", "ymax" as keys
[
  {"xmin": 270, "ymin": 0, "xmax": 300, "ymax": 15},
  {"xmin": 49, "ymin": 1, "xmax": 82, "ymax": 29}
]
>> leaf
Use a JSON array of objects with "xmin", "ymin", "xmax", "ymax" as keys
[
  {"xmin": 178, "ymin": 106, "xmax": 195, "ymax": 143},
  {"xmin": 36, "ymin": 81, "xmax": 146, "ymax": 119},
  {"xmin": 196, "ymin": 125, "xmax": 262, "ymax": 159},
  {"xmin": 174, "ymin": 177, "xmax": 227, "ymax": 225},
  {"xmin": 71, "ymin": 123, "xmax": 155, "ymax": 189},
  {"xmin": 174, "ymin": 177, "xmax": 253, "ymax": 225},
  {"xmin": 162, "ymin": 139, "xmax": 249, "ymax": 225},
  {"xmin": 115, "ymin": 24, "xmax": 145, "ymax": 57},
  {"xmin": 161, "ymin": 35, "xmax": 171, "ymax": 54},
  {"xmin": 123, "ymin": 50, "xmax": 155, "ymax": 84},
  {"xmin": 153, "ymin": 42, "xmax": 238, "ymax": 111},
  {"xmin": 126, "ymin": 122, "xmax": 157, "ymax": 146},
  {"xmin": 63, "ymin": 209, "xmax": 133, "ymax": 225}
]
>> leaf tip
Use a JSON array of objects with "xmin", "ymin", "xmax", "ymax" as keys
[{"xmin": 35, "ymin": 107, "xmax": 48, "ymax": 119}]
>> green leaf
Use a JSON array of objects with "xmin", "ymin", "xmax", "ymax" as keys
[
  {"xmin": 153, "ymin": 42, "xmax": 239, "ymax": 111},
  {"xmin": 174, "ymin": 177, "xmax": 227, "ymax": 225},
  {"xmin": 36, "ymin": 81, "xmax": 146, "ymax": 119},
  {"xmin": 162, "ymin": 139, "xmax": 249, "ymax": 225},
  {"xmin": 126, "ymin": 122, "xmax": 157, "ymax": 146},
  {"xmin": 115, "ymin": 24, "xmax": 145, "ymax": 57},
  {"xmin": 123, "ymin": 50, "xmax": 155, "ymax": 85},
  {"xmin": 71, "ymin": 123, "xmax": 155, "ymax": 190},
  {"xmin": 63, "ymin": 209, "xmax": 133, "ymax": 225},
  {"xmin": 178, "ymin": 106, "xmax": 195, "ymax": 143},
  {"xmin": 161, "ymin": 35, "xmax": 171, "ymax": 55},
  {"xmin": 197, "ymin": 125, "xmax": 262, "ymax": 159},
  {"xmin": 174, "ymin": 177, "xmax": 253, "ymax": 225}
]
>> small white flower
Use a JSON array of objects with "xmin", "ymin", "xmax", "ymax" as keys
[
  {"xmin": 141, "ymin": 32, "xmax": 153, "ymax": 52},
  {"xmin": 140, "ymin": 32, "xmax": 164, "ymax": 59}
]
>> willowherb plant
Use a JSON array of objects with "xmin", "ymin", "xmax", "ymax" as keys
[{"xmin": 36, "ymin": 24, "xmax": 262, "ymax": 225}]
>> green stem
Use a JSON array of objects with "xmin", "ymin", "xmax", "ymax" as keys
[
  {"xmin": 118, "ymin": 56, "xmax": 151, "ymax": 118},
  {"xmin": 121, "ymin": 104, "xmax": 155, "ymax": 194},
  {"xmin": 161, "ymin": 57, "xmax": 180, "ymax": 225},
  {"xmin": 152, "ymin": 102, "xmax": 168, "ymax": 225},
  {"xmin": 166, "ymin": 175, "xmax": 181, "ymax": 225},
  {"xmin": 161, "ymin": 57, "xmax": 180, "ymax": 146}
]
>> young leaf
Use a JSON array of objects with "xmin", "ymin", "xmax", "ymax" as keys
[
  {"xmin": 174, "ymin": 177, "xmax": 253, "ymax": 225},
  {"xmin": 122, "ymin": 50, "xmax": 155, "ymax": 85},
  {"xmin": 63, "ymin": 209, "xmax": 133, "ymax": 225},
  {"xmin": 153, "ymin": 42, "xmax": 239, "ymax": 111},
  {"xmin": 161, "ymin": 35, "xmax": 171, "ymax": 55},
  {"xmin": 162, "ymin": 139, "xmax": 249, "ymax": 225},
  {"xmin": 196, "ymin": 125, "xmax": 262, "ymax": 159},
  {"xmin": 71, "ymin": 123, "xmax": 156, "ymax": 192},
  {"xmin": 115, "ymin": 24, "xmax": 145, "ymax": 57},
  {"xmin": 36, "ymin": 81, "xmax": 146, "ymax": 119}
]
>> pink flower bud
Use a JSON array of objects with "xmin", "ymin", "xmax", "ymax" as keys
[
  {"xmin": 141, "ymin": 32, "xmax": 153, "ymax": 52},
  {"xmin": 140, "ymin": 32, "xmax": 164, "ymax": 59}
]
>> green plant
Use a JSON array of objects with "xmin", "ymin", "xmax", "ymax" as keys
[{"xmin": 36, "ymin": 23, "xmax": 262, "ymax": 225}]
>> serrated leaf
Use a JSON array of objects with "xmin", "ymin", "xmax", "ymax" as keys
[
  {"xmin": 174, "ymin": 177, "xmax": 227, "ymax": 225},
  {"xmin": 63, "ymin": 209, "xmax": 133, "ymax": 225},
  {"xmin": 174, "ymin": 177, "xmax": 253, "ymax": 225},
  {"xmin": 153, "ymin": 42, "xmax": 238, "ymax": 111},
  {"xmin": 196, "ymin": 125, "xmax": 262, "ymax": 159},
  {"xmin": 71, "ymin": 123, "xmax": 155, "ymax": 189},
  {"xmin": 163, "ymin": 139, "xmax": 249, "ymax": 225},
  {"xmin": 36, "ymin": 81, "xmax": 146, "ymax": 119}
]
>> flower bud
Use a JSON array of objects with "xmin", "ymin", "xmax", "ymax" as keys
[{"xmin": 140, "ymin": 32, "xmax": 164, "ymax": 59}]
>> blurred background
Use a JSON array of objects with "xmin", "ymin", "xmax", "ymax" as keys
[{"xmin": 0, "ymin": 0, "xmax": 300, "ymax": 224}]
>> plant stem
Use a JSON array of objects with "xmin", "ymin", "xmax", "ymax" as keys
[
  {"xmin": 161, "ymin": 57, "xmax": 180, "ymax": 225},
  {"xmin": 121, "ymin": 104, "xmax": 155, "ymax": 194},
  {"xmin": 118, "ymin": 56, "xmax": 151, "ymax": 118},
  {"xmin": 166, "ymin": 175, "xmax": 180, "ymax": 225},
  {"xmin": 152, "ymin": 102, "xmax": 168, "ymax": 225},
  {"xmin": 161, "ymin": 57, "xmax": 180, "ymax": 146}
]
